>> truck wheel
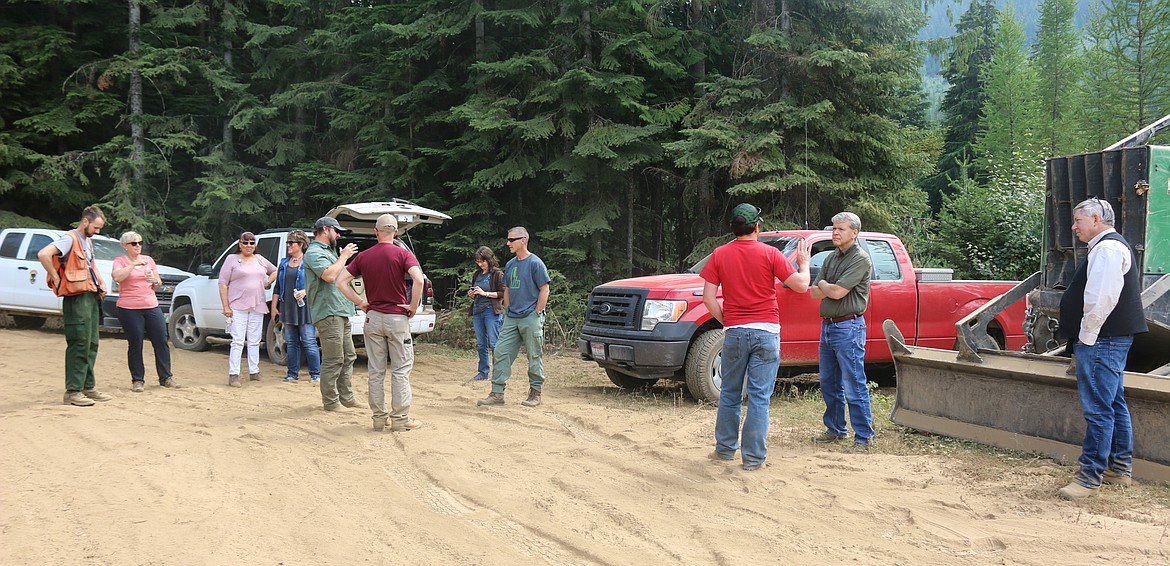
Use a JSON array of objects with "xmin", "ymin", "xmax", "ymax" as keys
[
  {"xmin": 169, "ymin": 304, "xmax": 208, "ymax": 351},
  {"xmin": 11, "ymin": 315, "xmax": 46, "ymax": 329},
  {"xmin": 605, "ymin": 369, "xmax": 658, "ymax": 390},
  {"xmin": 266, "ymin": 319, "xmax": 288, "ymax": 366},
  {"xmin": 685, "ymin": 329, "xmax": 724, "ymax": 404}
]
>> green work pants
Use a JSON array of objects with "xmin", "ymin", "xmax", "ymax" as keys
[
  {"xmin": 315, "ymin": 315, "xmax": 357, "ymax": 408},
  {"xmin": 63, "ymin": 292, "xmax": 101, "ymax": 391},
  {"xmin": 490, "ymin": 311, "xmax": 545, "ymax": 393}
]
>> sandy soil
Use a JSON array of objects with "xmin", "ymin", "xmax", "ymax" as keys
[{"xmin": 1, "ymin": 325, "xmax": 1168, "ymax": 565}]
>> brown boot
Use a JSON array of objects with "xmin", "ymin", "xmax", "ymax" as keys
[
  {"xmin": 341, "ymin": 398, "xmax": 367, "ymax": 409},
  {"xmin": 372, "ymin": 416, "xmax": 388, "ymax": 431},
  {"xmin": 63, "ymin": 391, "xmax": 95, "ymax": 406},
  {"xmin": 82, "ymin": 388, "xmax": 113, "ymax": 402},
  {"xmin": 391, "ymin": 417, "xmax": 422, "ymax": 432},
  {"xmin": 477, "ymin": 392, "xmax": 505, "ymax": 406},
  {"xmin": 520, "ymin": 387, "xmax": 541, "ymax": 407},
  {"xmin": 1102, "ymin": 469, "xmax": 1133, "ymax": 487},
  {"xmin": 1058, "ymin": 481, "xmax": 1098, "ymax": 500}
]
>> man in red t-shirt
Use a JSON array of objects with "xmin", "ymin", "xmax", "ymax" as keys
[
  {"xmin": 700, "ymin": 203, "xmax": 810, "ymax": 470},
  {"xmin": 336, "ymin": 214, "xmax": 425, "ymax": 432}
]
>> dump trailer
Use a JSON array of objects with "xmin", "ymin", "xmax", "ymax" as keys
[{"xmin": 887, "ymin": 142, "xmax": 1170, "ymax": 483}]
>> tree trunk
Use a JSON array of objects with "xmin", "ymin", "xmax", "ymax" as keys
[{"xmin": 129, "ymin": 0, "xmax": 145, "ymax": 215}]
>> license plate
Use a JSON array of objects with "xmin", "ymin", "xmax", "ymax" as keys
[{"xmin": 591, "ymin": 342, "xmax": 606, "ymax": 360}]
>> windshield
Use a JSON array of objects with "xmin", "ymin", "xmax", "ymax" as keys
[
  {"xmin": 686, "ymin": 236, "xmax": 800, "ymax": 273},
  {"xmin": 92, "ymin": 238, "xmax": 125, "ymax": 261}
]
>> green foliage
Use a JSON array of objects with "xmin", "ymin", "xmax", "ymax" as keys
[{"xmin": 974, "ymin": 6, "xmax": 1043, "ymax": 175}]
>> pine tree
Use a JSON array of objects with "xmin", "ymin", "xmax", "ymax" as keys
[
  {"xmin": 974, "ymin": 5, "xmax": 1043, "ymax": 177},
  {"xmin": 1032, "ymin": 0, "xmax": 1083, "ymax": 157}
]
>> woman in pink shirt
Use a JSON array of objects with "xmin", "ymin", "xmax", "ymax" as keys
[
  {"xmin": 219, "ymin": 231, "xmax": 277, "ymax": 387},
  {"xmin": 112, "ymin": 231, "xmax": 179, "ymax": 392}
]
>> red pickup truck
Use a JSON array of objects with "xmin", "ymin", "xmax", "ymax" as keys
[{"xmin": 578, "ymin": 230, "xmax": 1026, "ymax": 402}]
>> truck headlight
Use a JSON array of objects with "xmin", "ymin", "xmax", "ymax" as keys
[{"xmin": 641, "ymin": 300, "xmax": 687, "ymax": 331}]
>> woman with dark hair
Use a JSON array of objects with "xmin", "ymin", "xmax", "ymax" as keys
[
  {"xmin": 112, "ymin": 231, "xmax": 177, "ymax": 392},
  {"xmin": 467, "ymin": 246, "xmax": 504, "ymax": 381},
  {"xmin": 219, "ymin": 231, "xmax": 277, "ymax": 387},
  {"xmin": 272, "ymin": 230, "xmax": 321, "ymax": 383}
]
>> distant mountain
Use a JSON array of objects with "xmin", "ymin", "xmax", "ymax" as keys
[{"xmin": 921, "ymin": 0, "xmax": 1100, "ymax": 75}]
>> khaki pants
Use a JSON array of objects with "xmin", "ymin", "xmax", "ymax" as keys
[
  {"xmin": 365, "ymin": 311, "xmax": 414, "ymax": 419},
  {"xmin": 315, "ymin": 315, "xmax": 357, "ymax": 408}
]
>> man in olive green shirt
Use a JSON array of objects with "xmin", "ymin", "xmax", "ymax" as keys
[
  {"xmin": 809, "ymin": 212, "xmax": 874, "ymax": 451},
  {"xmin": 304, "ymin": 217, "xmax": 365, "ymax": 411}
]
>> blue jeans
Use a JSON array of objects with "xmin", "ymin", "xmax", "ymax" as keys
[
  {"xmin": 819, "ymin": 317, "xmax": 874, "ymax": 443},
  {"xmin": 1073, "ymin": 336, "xmax": 1134, "ymax": 488},
  {"xmin": 715, "ymin": 328, "xmax": 780, "ymax": 468},
  {"xmin": 473, "ymin": 308, "xmax": 502, "ymax": 376},
  {"xmin": 284, "ymin": 322, "xmax": 321, "ymax": 380}
]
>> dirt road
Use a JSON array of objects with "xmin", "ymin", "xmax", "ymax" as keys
[{"xmin": 1, "ymin": 326, "xmax": 1168, "ymax": 564}]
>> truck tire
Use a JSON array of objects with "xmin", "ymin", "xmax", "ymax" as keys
[
  {"xmin": 169, "ymin": 304, "xmax": 208, "ymax": 351},
  {"xmin": 266, "ymin": 319, "xmax": 287, "ymax": 366},
  {"xmin": 11, "ymin": 315, "xmax": 46, "ymax": 329},
  {"xmin": 605, "ymin": 369, "xmax": 658, "ymax": 390},
  {"xmin": 685, "ymin": 328, "xmax": 723, "ymax": 403}
]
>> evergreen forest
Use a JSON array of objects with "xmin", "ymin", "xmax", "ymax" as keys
[{"xmin": 2, "ymin": 0, "xmax": 1169, "ymax": 341}]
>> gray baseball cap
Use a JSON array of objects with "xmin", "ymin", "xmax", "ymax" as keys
[{"xmin": 313, "ymin": 216, "xmax": 350, "ymax": 233}]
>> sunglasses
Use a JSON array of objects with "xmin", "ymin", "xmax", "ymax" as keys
[
  {"xmin": 241, "ymin": 240, "xmax": 257, "ymax": 245},
  {"xmin": 506, "ymin": 237, "xmax": 526, "ymax": 243},
  {"xmin": 127, "ymin": 241, "xmax": 143, "ymax": 246}
]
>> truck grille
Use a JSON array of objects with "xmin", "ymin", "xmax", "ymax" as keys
[{"xmin": 585, "ymin": 287, "xmax": 645, "ymax": 329}]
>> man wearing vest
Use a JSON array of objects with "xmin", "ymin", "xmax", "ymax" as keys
[
  {"xmin": 37, "ymin": 206, "xmax": 114, "ymax": 407},
  {"xmin": 1057, "ymin": 198, "xmax": 1148, "ymax": 500}
]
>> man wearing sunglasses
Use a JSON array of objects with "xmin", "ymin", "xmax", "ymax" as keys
[
  {"xmin": 477, "ymin": 227, "xmax": 551, "ymax": 408},
  {"xmin": 304, "ymin": 217, "xmax": 364, "ymax": 412},
  {"xmin": 1057, "ymin": 197, "xmax": 1148, "ymax": 500}
]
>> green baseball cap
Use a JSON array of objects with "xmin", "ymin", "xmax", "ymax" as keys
[{"xmin": 731, "ymin": 203, "xmax": 762, "ymax": 224}]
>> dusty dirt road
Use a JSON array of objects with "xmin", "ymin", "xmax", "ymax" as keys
[{"xmin": 1, "ymin": 325, "xmax": 1168, "ymax": 565}]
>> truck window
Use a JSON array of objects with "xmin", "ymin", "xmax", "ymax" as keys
[
  {"xmin": 92, "ymin": 239, "xmax": 124, "ymax": 261},
  {"xmin": 23, "ymin": 234, "xmax": 53, "ymax": 260},
  {"xmin": 866, "ymin": 239, "xmax": 901, "ymax": 281},
  {"xmin": 0, "ymin": 233, "xmax": 21, "ymax": 259},
  {"xmin": 256, "ymin": 237, "xmax": 281, "ymax": 266}
]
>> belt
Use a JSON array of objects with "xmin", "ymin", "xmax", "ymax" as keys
[{"xmin": 823, "ymin": 314, "xmax": 859, "ymax": 323}]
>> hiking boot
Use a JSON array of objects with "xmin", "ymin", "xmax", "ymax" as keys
[
  {"xmin": 520, "ymin": 388, "xmax": 541, "ymax": 408},
  {"xmin": 743, "ymin": 459, "xmax": 768, "ymax": 471},
  {"xmin": 82, "ymin": 388, "xmax": 112, "ymax": 402},
  {"xmin": 282, "ymin": 376, "xmax": 299, "ymax": 383},
  {"xmin": 708, "ymin": 450, "xmax": 735, "ymax": 462},
  {"xmin": 323, "ymin": 403, "xmax": 346, "ymax": 412},
  {"xmin": 372, "ymin": 416, "xmax": 388, "ymax": 432},
  {"xmin": 63, "ymin": 391, "xmax": 95, "ymax": 407},
  {"xmin": 391, "ymin": 417, "xmax": 422, "ymax": 432},
  {"xmin": 1058, "ymin": 481, "xmax": 1099, "ymax": 501},
  {"xmin": 472, "ymin": 373, "xmax": 489, "ymax": 381},
  {"xmin": 1102, "ymin": 469, "xmax": 1133, "ymax": 487},
  {"xmin": 477, "ymin": 392, "xmax": 505, "ymax": 406},
  {"xmin": 228, "ymin": 374, "xmax": 241, "ymax": 387},
  {"xmin": 812, "ymin": 431, "xmax": 846, "ymax": 444},
  {"xmin": 131, "ymin": 381, "xmax": 145, "ymax": 393},
  {"xmin": 847, "ymin": 442, "xmax": 871, "ymax": 454},
  {"xmin": 341, "ymin": 398, "xmax": 367, "ymax": 409},
  {"xmin": 161, "ymin": 378, "xmax": 182, "ymax": 389},
  {"xmin": 249, "ymin": 373, "xmax": 262, "ymax": 381}
]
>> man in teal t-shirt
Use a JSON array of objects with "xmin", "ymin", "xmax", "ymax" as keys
[{"xmin": 477, "ymin": 227, "xmax": 550, "ymax": 409}]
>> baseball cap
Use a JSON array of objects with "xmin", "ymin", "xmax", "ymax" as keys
[
  {"xmin": 313, "ymin": 216, "xmax": 349, "ymax": 233},
  {"xmin": 375, "ymin": 213, "xmax": 398, "ymax": 232},
  {"xmin": 731, "ymin": 203, "xmax": 762, "ymax": 224}
]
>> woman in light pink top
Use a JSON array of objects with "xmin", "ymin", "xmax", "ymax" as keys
[
  {"xmin": 112, "ymin": 231, "xmax": 177, "ymax": 392},
  {"xmin": 218, "ymin": 231, "xmax": 277, "ymax": 387}
]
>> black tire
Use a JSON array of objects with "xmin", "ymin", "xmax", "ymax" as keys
[
  {"xmin": 266, "ymin": 318, "xmax": 287, "ymax": 366},
  {"xmin": 605, "ymin": 369, "xmax": 658, "ymax": 390},
  {"xmin": 169, "ymin": 304, "xmax": 208, "ymax": 351},
  {"xmin": 684, "ymin": 328, "xmax": 724, "ymax": 403},
  {"xmin": 11, "ymin": 315, "xmax": 46, "ymax": 329}
]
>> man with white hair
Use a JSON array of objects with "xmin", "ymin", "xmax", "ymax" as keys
[
  {"xmin": 336, "ymin": 214, "xmax": 424, "ymax": 432},
  {"xmin": 1056, "ymin": 197, "xmax": 1148, "ymax": 500},
  {"xmin": 810, "ymin": 211, "xmax": 874, "ymax": 452}
]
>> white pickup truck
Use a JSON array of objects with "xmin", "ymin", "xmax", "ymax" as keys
[
  {"xmin": 168, "ymin": 200, "xmax": 450, "ymax": 365},
  {"xmin": 0, "ymin": 228, "xmax": 193, "ymax": 329}
]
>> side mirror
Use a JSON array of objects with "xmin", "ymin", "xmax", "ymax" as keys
[
  {"xmin": 809, "ymin": 265, "xmax": 821, "ymax": 282},
  {"xmin": 197, "ymin": 264, "xmax": 212, "ymax": 276}
]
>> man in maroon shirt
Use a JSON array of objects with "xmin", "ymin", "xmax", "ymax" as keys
[{"xmin": 336, "ymin": 214, "xmax": 425, "ymax": 432}]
